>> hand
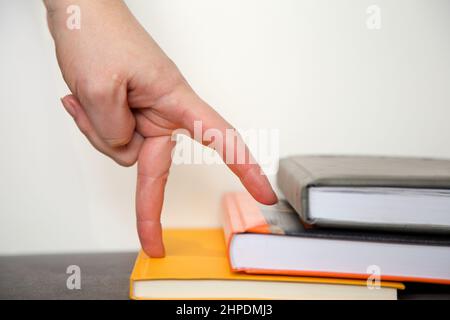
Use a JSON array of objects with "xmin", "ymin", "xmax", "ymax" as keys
[{"xmin": 46, "ymin": 0, "xmax": 278, "ymax": 257}]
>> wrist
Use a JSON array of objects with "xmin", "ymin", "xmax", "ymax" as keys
[
  {"xmin": 44, "ymin": 0, "xmax": 127, "ymax": 41},
  {"xmin": 44, "ymin": 0, "xmax": 114, "ymax": 12},
  {"xmin": 44, "ymin": 0, "xmax": 81, "ymax": 40}
]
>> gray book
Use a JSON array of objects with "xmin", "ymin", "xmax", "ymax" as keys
[{"xmin": 277, "ymin": 155, "xmax": 450, "ymax": 234}]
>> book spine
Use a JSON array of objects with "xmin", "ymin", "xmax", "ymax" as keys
[
  {"xmin": 221, "ymin": 193, "xmax": 244, "ymax": 248},
  {"xmin": 223, "ymin": 192, "xmax": 273, "ymax": 237},
  {"xmin": 277, "ymin": 158, "xmax": 315, "ymax": 224}
]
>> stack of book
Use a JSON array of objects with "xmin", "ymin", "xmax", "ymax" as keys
[{"xmin": 130, "ymin": 155, "xmax": 450, "ymax": 300}]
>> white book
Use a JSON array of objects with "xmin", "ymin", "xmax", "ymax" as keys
[{"xmin": 309, "ymin": 187, "xmax": 450, "ymax": 231}]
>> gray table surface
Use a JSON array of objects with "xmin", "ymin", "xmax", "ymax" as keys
[
  {"xmin": 0, "ymin": 252, "xmax": 134, "ymax": 300},
  {"xmin": 1, "ymin": 252, "xmax": 449, "ymax": 300}
]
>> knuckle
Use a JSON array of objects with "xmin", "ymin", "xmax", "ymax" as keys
[
  {"xmin": 79, "ymin": 73, "xmax": 125, "ymax": 103},
  {"xmin": 153, "ymin": 59, "xmax": 178, "ymax": 79},
  {"xmin": 150, "ymin": 62, "xmax": 185, "ymax": 98}
]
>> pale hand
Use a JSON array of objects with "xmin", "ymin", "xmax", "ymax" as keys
[{"xmin": 45, "ymin": 0, "xmax": 277, "ymax": 257}]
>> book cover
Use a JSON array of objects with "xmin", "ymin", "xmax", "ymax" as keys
[
  {"xmin": 223, "ymin": 192, "xmax": 450, "ymax": 284},
  {"xmin": 130, "ymin": 229, "xmax": 402, "ymax": 299},
  {"xmin": 277, "ymin": 155, "xmax": 450, "ymax": 233}
]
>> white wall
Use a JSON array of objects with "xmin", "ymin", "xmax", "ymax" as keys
[{"xmin": 1, "ymin": 0, "xmax": 449, "ymax": 254}]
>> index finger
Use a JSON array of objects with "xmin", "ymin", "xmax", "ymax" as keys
[{"xmin": 176, "ymin": 90, "xmax": 278, "ymax": 205}]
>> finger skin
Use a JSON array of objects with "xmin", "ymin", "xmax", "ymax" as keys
[
  {"xmin": 61, "ymin": 94, "xmax": 143, "ymax": 167},
  {"xmin": 78, "ymin": 75, "xmax": 136, "ymax": 148},
  {"xmin": 153, "ymin": 87, "xmax": 278, "ymax": 205},
  {"xmin": 136, "ymin": 136, "xmax": 175, "ymax": 258},
  {"xmin": 46, "ymin": 0, "xmax": 138, "ymax": 148},
  {"xmin": 48, "ymin": 0, "xmax": 277, "ymax": 259}
]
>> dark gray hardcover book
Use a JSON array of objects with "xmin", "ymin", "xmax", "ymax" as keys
[{"xmin": 277, "ymin": 155, "xmax": 450, "ymax": 233}]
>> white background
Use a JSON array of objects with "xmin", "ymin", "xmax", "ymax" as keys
[{"xmin": 1, "ymin": 0, "xmax": 449, "ymax": 254}]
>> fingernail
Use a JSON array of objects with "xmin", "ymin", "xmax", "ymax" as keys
[{"xmin": 60, "ymin": 96, "xmax": 76, "ymax": 118}]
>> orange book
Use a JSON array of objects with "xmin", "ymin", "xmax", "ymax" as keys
[
  {"xmin": 130, "ymin": 229, "xmax": 402, "ymax": 299},
  {"xmin": 223, "ymin": 192, "xmax": 450, "ymax": 285}
]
